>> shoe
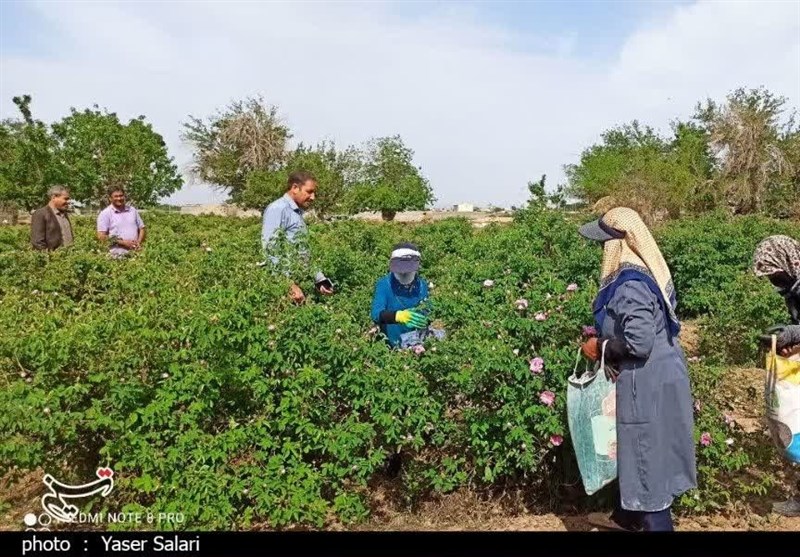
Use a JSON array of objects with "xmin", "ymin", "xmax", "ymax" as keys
[
  {"xmin": 384, "ymin": 453, "xmax": 402, "ymax": 478},
  {"xmin": 772, "ymin": 497, "xmax": 800, "ymax": 517},
  {"xmin": 587, "ymin": 512, "xmax": 639, "ymax": 532}
]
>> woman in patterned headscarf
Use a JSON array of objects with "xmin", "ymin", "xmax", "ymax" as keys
[
  {"xmin": 578, "ymin": 207, "xmax": 697, "ymax": 532},
  {"xmin": 754, "ymin": 235, "xmax": 800, "ymax": 350},
  {"xmin": 753, "ymin": 235, "xmax": 800, "ymax": 517}
]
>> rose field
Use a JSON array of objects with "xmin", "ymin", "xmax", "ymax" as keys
[{"xmin": 1, "ymin": 206, "xmax": 799, "ymax": 531}]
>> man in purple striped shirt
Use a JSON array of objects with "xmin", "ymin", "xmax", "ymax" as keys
[{"xmin": 96, "ymin": 186, "xmax": 146, "ymax": 257}]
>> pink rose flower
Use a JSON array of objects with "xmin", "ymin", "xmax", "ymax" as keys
[
  {"xmin": 529, "ymin": 357, "xmax": 544, "ymax": 374},
  {"xmin": 539, "ymin": 390, "xmax": 556, "ymax": 407},
  {"xmin": 550, "ymin": 434, "xmax": 563, "ymax": 446},
  {"xmin": 515, "ymin": 298, "xmax": 529, "ymax": 310},
  {"xmin": 724, "ymin": 413, "xmax": 735, "ymax": 427},
  {"xmin": 582, "ymin": 325, "xmax": 597, "ymax": 337},
  {"xmin": 534, "ymin": 312, "xmax": 547, "ymax": 321},
  {"xmin": 700, "ymin": 432, "xmax": 712, "ymax": 446},
  {"xmin": 413, "ymin": 345, "xmax": 426, "ymax": 355},
  {"xmin": 566, "ymin": 283, "xmax": 578, "ymax": 292}
]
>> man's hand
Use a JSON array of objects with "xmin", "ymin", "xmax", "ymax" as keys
[
  {"xmin": 319, "ymin": 285, "xmax": 334, "ymax": 295},
  {"xmin": 289, "ymin": 283, "xmax": 305, "ymax": 304},
  {"xmin": 115, "ymin": 239, "xmax": 140, "ymax": 250},
  {"xmin": 581, "ymin": 337, "xmax": 601, "ymax": 361}
]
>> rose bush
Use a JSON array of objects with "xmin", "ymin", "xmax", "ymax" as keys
[{"xmin": 0, "ymin": 209, "xmax": 796, "ymax": 528}]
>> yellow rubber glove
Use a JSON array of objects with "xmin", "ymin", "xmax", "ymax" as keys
[{"xmin": 395, "ymin": 310, "xmax": 428, "ymax": 328}]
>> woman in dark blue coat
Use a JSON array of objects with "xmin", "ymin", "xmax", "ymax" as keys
[{"xmin": 579, "ymin": 207, "xmax": 697, "ymax": 532}]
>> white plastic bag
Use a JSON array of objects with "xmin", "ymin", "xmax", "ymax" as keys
[
  {"xmin": 566, "ymin": 342, "xmax": 617, "ymax": 495},
  {"xmin": 765, "ymin": 335, "xmax": 800, "ymax": 464}
]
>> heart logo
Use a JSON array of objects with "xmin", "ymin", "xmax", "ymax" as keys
[{"xmin": 96, "ymin": 468, "xmax": 114, "ymax": 479}]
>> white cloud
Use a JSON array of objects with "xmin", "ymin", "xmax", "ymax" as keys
[{"xmin": 1, "ymin": 0, "xmax": 797, "ymax": 208}]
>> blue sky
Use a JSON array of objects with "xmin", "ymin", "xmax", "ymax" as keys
[
  {"xmin": 1, "ymin": 1, "xmax": 797, "ymax": 208},
  {"xmin": 391, "ymin": 0, "xmax": 691, "ymax": 58},
  {"xmin": 1, "ymin": 2, "xmax": 46, "ymax": 55},
  {"xmin": 1, "ymin": 0, "xmax": 687, "ymax": 59}
]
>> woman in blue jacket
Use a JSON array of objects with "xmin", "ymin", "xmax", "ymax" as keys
[
  {"xmin": 579, "ymin": 207, "xmax": 697, "ymax": 532},
  {"xmin": 370, "ymin": 242, "xmax": 430, "ymax": 348}
]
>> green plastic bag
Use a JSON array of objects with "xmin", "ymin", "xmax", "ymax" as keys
[{"xmin": 567, "ymin": 344, "xmax": 617, "ymax": 495}]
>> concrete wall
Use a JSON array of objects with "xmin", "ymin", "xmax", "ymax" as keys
[{"xmin": 179, "ymin": 204, "xmax": 260, "ymax": 218}]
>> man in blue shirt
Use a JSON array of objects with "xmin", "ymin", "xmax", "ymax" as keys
[
  {"xmin": 262, "ymin": 171, "xmax": 333, "ymax": 304},
  {"xmin": 370, "ymin": 242, "xmax": 430, "ymax": 348}
]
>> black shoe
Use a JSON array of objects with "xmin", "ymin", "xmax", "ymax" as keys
[
  {"xmin": 385, "ymin": 453, "xmax": 402, "ymax": 478},
  {"xmin": 772, "ymin": 496, "xmax": 800, "ymax": 517}
]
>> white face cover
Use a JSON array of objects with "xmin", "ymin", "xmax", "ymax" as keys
[{"xmin": 393, "ymin": 272, "xmax": 416, "ymax": 285}]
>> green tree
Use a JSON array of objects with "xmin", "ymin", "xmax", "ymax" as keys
[
  {"xmin": 775, "ymin": 123, "xmax": 800, "ymax": 217},
  {"xmin": 344, "ymin": 135, "xmax": 434, "ymax": 221},
  {"xmin": 182, "ymin": 97, "xmax": 291, "ymax": 203},
  {"xmin": 240, "ymin": 142, "xmax": 357, "ymax": 219},
  {"xmin": 696, "ymin": 87, "xmax": 794, "ymax": 215},
  {"xmin": 526, "ymin": 174, "xmax": 567, "ymax": 210},
  {"xmin": 0, "ymin": 95, "xmax": 63, "ymax": 211},
  {"xmin": 565, "ymin": 120, "xmax": 664, "ymax": 204},
  {"xmin": 51, "ymin": 107, "xmax": 182, "ymax": 206},
  {"xmin": 565, "ymin": 120, "xmax": 714, "ymax": 220}
]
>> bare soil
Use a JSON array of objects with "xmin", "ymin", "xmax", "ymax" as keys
[{"xmin": 352, "ymin": 488, "xmax": 800, "ymax": 531}]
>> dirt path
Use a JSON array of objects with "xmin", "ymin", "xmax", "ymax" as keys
[
  {"xmin": 359, "ymin": 508, "xmax": 800, "ymax": 531},
  {"xmin": 0, "ymin": 468, "xmax": 45, "ymax": 531},
  {"xmin": 349, "ymin": 482, "xmax": 800, "ymax": 532}
]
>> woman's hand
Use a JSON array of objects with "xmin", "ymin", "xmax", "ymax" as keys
[
  {"xmin": 761, "ymin": 325, "xmax": 800, "ymax": 355},
  {"xmin": 396, "ymin": 310, "xmax": 428, "ymax": 329},
  {"xmin": 780, "ymin": 343, "xmax": 800, "ymax": 358},
  {"xmin": 581, "ymin": 337, "xmax": 601, "ymax": 361}
]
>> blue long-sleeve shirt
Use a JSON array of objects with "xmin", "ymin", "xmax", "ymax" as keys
[
  {"xmin": 261, "ymin": 193, "xmax": 325, "ymax": 283},
  {"xmin": 370, "ymin": 273, "xmax": 429, "ymax": 347}
]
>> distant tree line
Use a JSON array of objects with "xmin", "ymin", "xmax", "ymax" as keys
[
  {"xmin": 4, "ymin": 87, "xmax": 796, "ymax": 223},
  {"xmin": 181, "ymin": 96, "xmax": 434, "ymax": 221},
  {"xmin": 565, "ymin": 87, "xmax": 800, "ymax": 221},
  {"xmin": 0, "ymin": 95, "xmax": 182, "ymax": 212},
  {"xmin": 0, "ymin": 94, "xmax": 434, "ymax": 222}
]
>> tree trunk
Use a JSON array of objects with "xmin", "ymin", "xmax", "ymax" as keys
[
  {"xmin": 0, "ymin": 203, "xmax": 18, "ymax": 226},
  {"xmin": 381, "ymin": 209, "xmax": 396, "ymax": 221}
]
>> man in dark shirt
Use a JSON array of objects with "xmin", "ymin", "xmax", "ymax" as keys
[{"xmin": 31, "ymin": 185, "xmax": 74, "ymax": 251}]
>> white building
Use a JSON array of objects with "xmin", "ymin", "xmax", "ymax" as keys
[
  {"xmin": 452, "ymin": 203, "xmax": 475, "ymax": 212},
  {"xmin": 179, "ymin": 204, "xmax": 260, "ymax": 218}
]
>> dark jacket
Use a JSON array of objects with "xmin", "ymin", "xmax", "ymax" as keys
[{"xmin": 30, "ymin": 206, "xmax": 71, "ymax": 251}]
